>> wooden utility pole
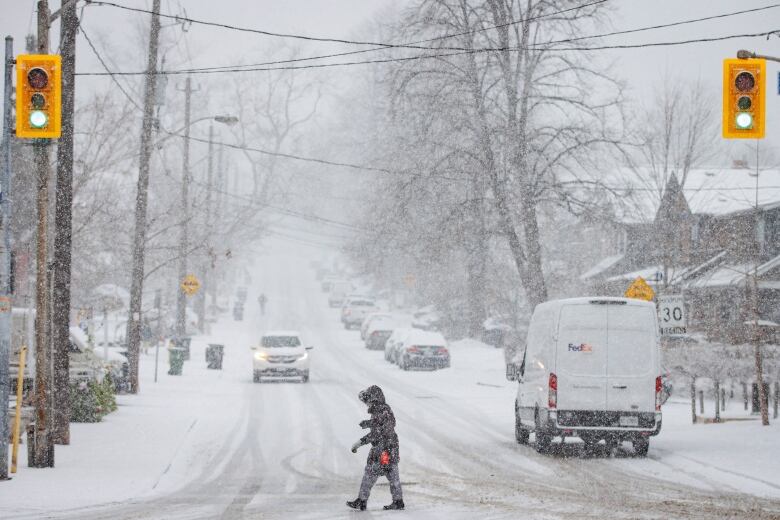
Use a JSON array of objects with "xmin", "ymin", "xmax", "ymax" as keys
[
  {"xmin": 125, "ymin": 0, "xmax": 161, "ymax": 394},
  {"xmin": 175, "ymin": 77, "xmax": 193, "ymax": 339},
  {"xmin": 51, "ymin": 0, "xmax": 78, "ymax": 446},
  {"xmin": 32, "ymin": 0, "xmax": 54, "ymax": 468}
]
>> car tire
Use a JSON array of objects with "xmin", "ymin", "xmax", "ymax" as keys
[
  {"xmin": 633, "ymin": 438, "xmax": 649, "ymax": 457},
  {"xmin": 400, "ymin": 358, "xmax": 408, "ymax": 371},
  {"xmin": 253, "ymin": 371, "xmax": 261, "ymax": 383},
  {"xmin": 302, "ymin": 372, "xmax": 310, "ymax": 384},
  {"xmin": 515, "ymin": 409, "xmax": 529, "ymax": 445}
]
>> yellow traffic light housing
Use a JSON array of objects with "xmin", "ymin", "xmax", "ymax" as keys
[
  {"xmin": 722, "ymin": 58, "xmax": 765, "ymax": 139},
  {"xmin": 15, "ymin": 54, "xmax": 61, "ymax": 139}
]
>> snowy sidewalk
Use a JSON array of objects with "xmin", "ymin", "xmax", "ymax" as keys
[{"xmin": 2, "ymin": 317, "xmax": 251, "ymax": 517}]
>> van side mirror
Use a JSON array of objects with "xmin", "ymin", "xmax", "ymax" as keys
[
  {"xmin": 506, "ymin": 363, "xmax": 522, "ymax": 382},
  {"xmin": 306, "ymin": 346, "xmax": 314, "ymax": 350},
  {"xmin": 250, "ymin": 346, "xmax": 256, "ymax": 350}
]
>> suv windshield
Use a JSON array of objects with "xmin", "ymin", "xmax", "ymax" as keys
[{"xmin": 261, "ymin": 336, "xmax": 301, "ymax": 348}]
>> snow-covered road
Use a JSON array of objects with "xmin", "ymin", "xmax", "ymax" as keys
[{"xmin": 6, "ymin": 247, "xmax": 780, "ymax": 519}]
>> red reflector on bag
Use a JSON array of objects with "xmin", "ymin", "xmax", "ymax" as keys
[{"xmin": 380, "ymin": 451, "xmax": 390, "ymax": 465}]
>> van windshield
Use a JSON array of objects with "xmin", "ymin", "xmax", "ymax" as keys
[{"xmin": 261, "ymin": 336, "xmax": 301, "ymax": 348}]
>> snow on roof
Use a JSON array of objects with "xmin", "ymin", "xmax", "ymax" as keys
[
  {"xmin": 262, "ymin": 330, "xmax": 301, "ymax": 337},
  {"xmin": 405, "ymin": 329, "xmax": 447, "ymax": 346},
  {"xmin": 605, "ymin": 265, "xmax": 687, "ymax": 286},
  {"xmin": 580, "ymin": 254, "xmax": 624, "ymax": 281},
  {"xmin": 686, "ymin": 254, "xmax": 780, "ymax": 288},
  {"xmin": 594, "ymin": 167, "xmax": 780, "ymax": 224}
]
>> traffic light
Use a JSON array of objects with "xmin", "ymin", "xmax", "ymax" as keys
[
  {"xmin": 15, "ymin": 54, "xmax": 61, "ymax": 139},
  {"xmin": 722, "ymin": 58, "xmax": 765, "ymax": 139}
]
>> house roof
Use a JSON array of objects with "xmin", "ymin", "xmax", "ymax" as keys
[
  {"xmin": 596, "ymin": 167, "xmax": 780, "ymax": 224},
  {"xmin": 580, "ymin": 254, "xmax": 624, "ymax": 281}
]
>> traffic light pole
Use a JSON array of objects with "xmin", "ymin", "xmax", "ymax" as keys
[{"xmin": 0, "ymin": 36, "xmax": 14, "ymax": 481}]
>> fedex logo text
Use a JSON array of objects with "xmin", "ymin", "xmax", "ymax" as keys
[{"xmin": 568, "ymin": 343, "xmax": 593, "ymax": 353}]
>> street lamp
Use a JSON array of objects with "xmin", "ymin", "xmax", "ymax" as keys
[{"xmin": 175, "ymin": 85, "xmax": 238, "ymax": 340}]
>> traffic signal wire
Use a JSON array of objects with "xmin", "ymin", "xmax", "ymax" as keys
[
  {"xmin": 79, "ymin": 22, "xmax": 470, "ymax": 184},
  {"xmin": 74, "ymin": 28, "xmax": 780, "ymax": 77},
  {"xmin": 86, "ymin": 0, "xmax": 608, "ymax": 51},
  {"xmin": 80, "ymin": 3, "xmax": 780, "ymax": 76}
]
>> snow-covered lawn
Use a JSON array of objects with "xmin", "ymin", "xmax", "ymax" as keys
[{"xmin": 3, "ymin": 317, "xmax": 252, "ymax": 516}]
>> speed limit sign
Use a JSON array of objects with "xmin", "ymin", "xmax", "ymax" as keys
[{"xmin": 658, "ymin": 294, "xmax": 686, "ymax": 335}]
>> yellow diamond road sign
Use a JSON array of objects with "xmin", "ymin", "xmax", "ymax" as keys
[
  {"xmin": 624, "ymin": 276, "xmax": 655, "ymax": 301},
  {"xmin": 181, "ymin": 274, "xmax": 201, "ymax": 297}
]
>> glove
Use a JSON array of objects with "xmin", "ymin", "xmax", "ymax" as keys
[
  {"xmin": 351, "ymin": 441, "xmax": 362, "ymax": 453},
  {"xmin": 359, "ymin": 420, "xmax": 371, "ymax": 429}
]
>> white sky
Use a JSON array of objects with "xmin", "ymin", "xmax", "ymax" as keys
[{"xmin": 1, "ymin": 0, "xmax": 779, "ymax": 159}]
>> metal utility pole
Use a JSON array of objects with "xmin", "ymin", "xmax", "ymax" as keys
[
  {"xmin": 32, "ymin": 0, "xmax": 54, "ymax": 468},
  {"xmin": 51, "ymin": 0, "xmax": 78, "ymax": 446},
  {"xmin": 751, "ymin": 142, "xmax": 769, "ymax": 426},
  {"xmin": 0, "ymin": 36, "xmax": 14, "ymax": 481},
  {"xmin": 125, "ymin": 0, "xmax": 161, "ymax": 394},
  {"xmin": 175, "ymin": 77, "xmax": 193, "ymax": 339}
]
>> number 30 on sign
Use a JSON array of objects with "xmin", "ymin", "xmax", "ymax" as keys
[{"xmin": 658, "ymin": 294, "xmax": 686, "ymax": 335}]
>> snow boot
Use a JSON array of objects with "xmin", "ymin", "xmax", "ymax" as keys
[
  {"xmin": 383, "ymin": 500, "xmax": 405, "ymax": 510},
  {"xmin": 346, "ymin": 498, "xmax": 367, "ymax": 511}
]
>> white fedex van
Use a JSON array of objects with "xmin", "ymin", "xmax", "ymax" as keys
[{"xmin": 507, "ymin": 297, "xmax": 662, "ymax": 456}]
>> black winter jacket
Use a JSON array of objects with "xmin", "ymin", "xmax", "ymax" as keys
[{"xmin": 357, "ymin": 386, "xmax": 400, "ymax": 465}]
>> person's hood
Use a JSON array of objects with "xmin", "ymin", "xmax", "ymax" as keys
[{"xmin": 358, "ymin": 385, "xmax": 385, "ymax": 405}]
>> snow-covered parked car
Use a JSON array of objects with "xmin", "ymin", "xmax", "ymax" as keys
[
  {"xmin": 397, "ymin": 330, "xmax": 450, "ymax": 371},
  {"xmin": 384, "ymin": 328, "xmax": 413, "ymax": 364},
  {"xmin": 328, "ymin": 280, "xmax": 353, "ymax": 307},
  {"xmin": 252, "ymin": 331, "xmax": 313, "ymax": 383},
  {"xmin": 411, "ymin": 305, "xmax": 444, "ymax": 331},
  {"xmin": 364, "ymin": 316, "xmax": 396, "ymax": 350},
  {"xmin": 360, "ymin": 312, "xmax": 393, "ymax": 340},
  {"xmin": 508, "ymin": 297, "xmax": 662, "ymax": 456},
  {"xmin": 481, "ymin": 315, "xmax": 514, "ymax": 347},
  {"xmin": 340, "ymin": 296, "xmax": 377, "ymax": 329}
]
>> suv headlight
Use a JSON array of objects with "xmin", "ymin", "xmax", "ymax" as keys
[{"xmin": 254, "ymin": 351, "xmax": 269, "ymax": 361}]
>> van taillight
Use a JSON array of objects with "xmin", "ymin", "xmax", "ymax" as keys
[
  {"xmin": 548, "ymin": 373, "xmax": 557, "ymax": 409},
  {"xmin": 407, "ymin": 346, "xmax": 420, "ymax": 353},
  {"xmin": 655, "ymin": 376, "xmax": 662, "ymax": 411}
]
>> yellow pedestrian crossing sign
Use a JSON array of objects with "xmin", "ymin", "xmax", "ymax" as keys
[
  {"xmin": 181, "ymin": 274, "xmax": 201, "ymax": 297},
  {"xmin": 624, "ymin": 276, "xmax": 655, "ymax": 301}
]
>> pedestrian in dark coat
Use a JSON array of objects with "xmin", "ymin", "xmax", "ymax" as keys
[{"xmin": 346, "ymin": 385, "xmax": 404, "ymax": 511}]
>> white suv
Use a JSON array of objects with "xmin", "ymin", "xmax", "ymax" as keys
[{"xmin": 252, "ymin": 331, "xmax": 312, "ymax": 383}]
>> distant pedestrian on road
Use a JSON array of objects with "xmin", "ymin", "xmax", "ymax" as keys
[
  {"xmin": 347, "ymin": 385, "xmax": 404, "ymax": 511},
  {"xmin": 258, "ymin": 293, "xmax": 267, "ymax": 315}
]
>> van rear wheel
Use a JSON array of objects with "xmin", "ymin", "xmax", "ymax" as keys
[
  {"xmin": 535, "ymin": 432, "xmax": 551, "ymax": 453},
  {"xmin": 515, "ymin": 413, "xmax": 529, "ymax": 444},
  {"xmin": 633, "ymin": 438, "xmax": 649, "ymax": 457}
]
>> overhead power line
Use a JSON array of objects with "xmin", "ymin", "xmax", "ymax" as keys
[
  {"xmin": 74, "ymin": 29, "xmax": 780, "ymax": 77},
  {"xmin": 79, "ymin": 3, "xmax": 780, "ymax": 76},
  {"xmin": 87, "ymin": 0, "xmax": 607, "ymax": 51}
]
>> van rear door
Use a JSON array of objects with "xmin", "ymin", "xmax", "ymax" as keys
[
  {"xmin": 606, "ymin": 304, "xmax": 657, "ymax": 413},
  {"xmin": 555, "ymin": 303, "xmax": 608, "ymax": 411}
]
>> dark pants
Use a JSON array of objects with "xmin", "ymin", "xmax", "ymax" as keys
[{"xmin": 358, "ymin": 462, "xmax": 402, "ymax": 501}]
